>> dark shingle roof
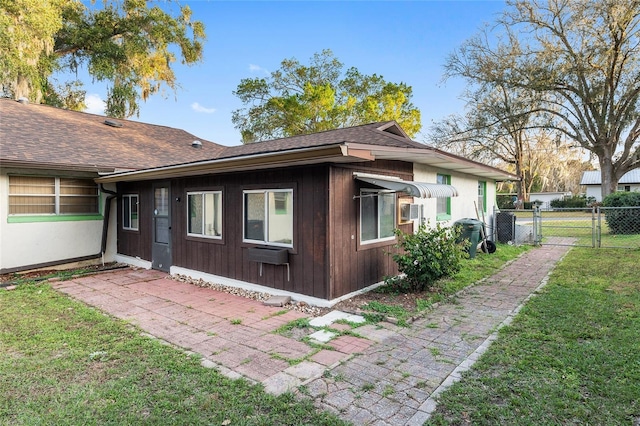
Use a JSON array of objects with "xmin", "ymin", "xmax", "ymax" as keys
[
  {"xmin": 1, "ymin": 98, "xmax": 425, "ymax": 172},
  {"xmin": 0, "ymin": 98, "xmax": 225, "ymax": 171},
  {"xmin": 216, "ymin": 122, "xmax": 424, "ymax": 160}
]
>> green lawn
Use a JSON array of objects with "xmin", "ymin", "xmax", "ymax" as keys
[
  {"xmin": 426, "ymin": 248, "xmax": 640, "ymax": 425},
  {"xmin": 0, "ymin": 283, "xmax": 346, "ymax": 425}
]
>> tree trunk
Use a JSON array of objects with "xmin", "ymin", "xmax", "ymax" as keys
[{"xmin": 598, "ymin": 150, "xmax": 617, "ymax": 200}]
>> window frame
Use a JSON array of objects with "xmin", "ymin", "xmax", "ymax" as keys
[
  {"xmin": 478, "ymin": 181, "xmax": 487, "ymax": 213},
  {"xmin": 242, "ymin": 188, "xmax": 294, "ymax": 248},
  {"xmin": 359, "ymin": 189, "xmax": 397, "ymax": 245},
  {"xmin": 122, "ymin": 194, "xmax": 139, "ymax": 231},
  {"xmin": 436, "ymin": 174, "xmax": 452, "ymax": 221},
  {"xmin": 8, "ymin": 175, "xmax": 100, "ymax": 218},
  {"xmin": 186, "ymin": 190, "xmax": 223, "ymax": 240}
]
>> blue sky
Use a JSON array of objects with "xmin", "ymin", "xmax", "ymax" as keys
[{"xmin": 77, "ymin": 1, "xmax": 507, "ymax": 146}]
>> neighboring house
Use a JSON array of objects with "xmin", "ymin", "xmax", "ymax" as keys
[
  {"xmin": 1, "ymin": 98, "xmax": 517, "ymax": 305},
  {"xmin": 1, "ymin": 98, "xmax": 223, "ymax": 274},
  {"xmin": 500, "ymin": 192, "xmax": 573, "ymax": 210},
  {"xmin": 580, "ymin": 170, "xmax": 640, "ymax": 202}
]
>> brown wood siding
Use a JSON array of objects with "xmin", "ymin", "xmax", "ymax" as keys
[
  {"xmin": 117, "ymin": 181, "xmax": 152, "ymax": 261},
  {"xmin": 170, "ymin": 165, "xmax": 330, "ymax": 299},
  {"xmin": 328, "ymin": 161, "xmax": 413, "ymax": 299}
]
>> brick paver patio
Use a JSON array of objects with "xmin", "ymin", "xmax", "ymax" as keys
[{"xmin": 52, "ymin": 241, "xmax": 573, "ymax": 425}]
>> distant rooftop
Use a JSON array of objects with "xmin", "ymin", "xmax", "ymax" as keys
[{"xmin": 580, "ymin": 169, "xmax": 640, "ymax": 185}]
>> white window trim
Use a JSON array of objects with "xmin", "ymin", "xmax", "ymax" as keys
[
  {"xmin": 359, "ymin": 189, "xmax": 396, "ymax": 245},
  {"xmin": 243, "ymin": 188, "xmax": 293, "ymax": 248},
  {"xmin": 122, "ymin": 194, "xmax": 139, "ymax": 231},
  {"xmin": 186, "ymin": 191, "xmax": 223, "ymax": 239}
]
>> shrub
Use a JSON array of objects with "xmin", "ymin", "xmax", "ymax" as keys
[
  {"xmin": 550, "ymin": 195, "xmax": 587, "ymax": 208},
  {"xmin": 387, "ymin": 223, "xmax": 467, "ymax": 292},
  {"xmin": 602, "ymin": 191, "xmax": 640, "ymax": 235},
  {"xmin": 496, "ymin": 194, "xmax": 515, "ymax": 210}
]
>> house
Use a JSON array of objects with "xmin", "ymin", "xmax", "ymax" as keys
[
  {"xmin": 1, "ymin": 98, "xmax": 517, "ymax": 305},
  {"xmin": 499, "ymin": 192, "xmax": 573, "ymax": 210},
  {"xmin": 580, "ymin": 169, "xmax": 640, "ymax": 202},
  {"xmin": 0, "ymin": 98, "xmax": 224, "ymax": 274}
]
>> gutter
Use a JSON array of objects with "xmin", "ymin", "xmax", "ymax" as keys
[{"xmin": 99, "ymin": 184, "xmax": 118, "ymax": 256}]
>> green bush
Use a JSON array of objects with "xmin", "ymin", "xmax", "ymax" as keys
[
  {"xmin": 496, "ymin": 194, "xmax": 516, "ymax": 210},
  {"xmin": 602, "ymin": 191, "xmax": 640, "ymax": 234},
  {"xmin": 387, "ymin": 223, "xmax": 467, "ymax": 292},
  {"xmin": 550, "ymin": 195, "xmax": 587, "ymax": 208}
]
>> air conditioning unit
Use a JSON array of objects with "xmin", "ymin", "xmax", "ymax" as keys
[{"xmin": 400, "ymin": 203, "xmax": 420, "ymax": 221}]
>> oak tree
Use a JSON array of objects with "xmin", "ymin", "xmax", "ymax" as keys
[
  {"xmin": 232, "ymin": 50, "xmax": 421, "ymax": 143},
  {"xmin": 1, "ymin": 0, "xmax": 205, "ymax": 118},
  {"xmin": 444, "ymin": 0, "xmax": 640, "ymax": 198}
]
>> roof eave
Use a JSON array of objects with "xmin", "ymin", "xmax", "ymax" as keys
[
  {"xmin": 0, "ymin": 159, "xmax": 116, "ymax": 174},
  {"xmin": 96, "ymin": 144, "xmax": 357, "ymax": 183},
  {"xmin": 345, "ymin": 143, "xmax": 519, "ymax": 181}
]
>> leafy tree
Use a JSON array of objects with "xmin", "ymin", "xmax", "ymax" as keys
[
  {"xmin": 232, "ymin": 50, "xmax": 421, "ymax": 143},
  {"xmin": 0, "ymin": 0, "xmax": 205, "ymax": 118},
  {"xmin": 444, "ymin": 0, "xmax": 640, "ymax": 199},
  {"xmin": 430, "ymin": 83, "xmax": 547, "ymax": 202}
]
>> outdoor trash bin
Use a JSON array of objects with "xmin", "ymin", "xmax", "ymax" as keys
[{"xmin": 454, "ymin": 218, "xmax": 483, "ymax": 259}]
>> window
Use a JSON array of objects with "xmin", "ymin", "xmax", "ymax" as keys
[
  {"xmin": 187, "ymin": 191, "xmax": 222, "ymax": 238},
  {"xmin": 360, "ymin": 190, "xmax": 396, "ymax": 244},
  {"xmin": 122, "ymin": 194, "xmax": 139, "ymax": 230},
  {"xmin": 243, "ymin": 189, "xmax": 293, "ymax": 247},
  {"xmin": 617, "ymin": 185, "xmax": 631, "ymax": 192},
  {"xmin": 478, "ymin": 181, "xmax": 487, "ymax": 213},
  {"xmin": 436, "ymin": 174, "xmax": 451, "ymax": 220},
  {"xmin": 9, "ymin": 176, "xmax": 99, "ymax": 215}
]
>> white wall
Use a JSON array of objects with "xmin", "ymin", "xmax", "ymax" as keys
[
  {"xmin": 0, "ymin": 172, "xmax": 117, "ymax": 272},
  {"xmin": 412, "ymin": 164, "xmax": 497, "ymax": 231},
  {"xmin": 585, "ymin": 185, "xmax": 640, "ymax": 202}
]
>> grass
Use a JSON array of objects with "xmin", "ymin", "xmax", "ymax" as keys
[
  {"xmin": 0, "ymin": 284, "xmax": 347, "ymax": 425},
  {"xmin": 426, "ymin": 247, "xmax": 640, "ymax": 425}
]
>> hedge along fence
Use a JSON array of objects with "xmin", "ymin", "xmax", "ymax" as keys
[{"xmin": 602, "ymin": 192, "xmax": 640, "ymax": 235}]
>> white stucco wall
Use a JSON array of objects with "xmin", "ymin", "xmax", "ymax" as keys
[
  {"xmin": 0, "ymin": 172, "xmax": 118, "ymax": 272},
  {"xmin": 412, "ymin": 164, "xmax": 497, "ymax": 232}
]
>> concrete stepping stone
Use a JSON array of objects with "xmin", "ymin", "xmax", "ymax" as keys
[
  {"xmin": 309, "ymin": 329, "xmax": 336, "ymax": 343},
  {"xmin": 262, "ymin": 372, "xmax": 302, "ymax": 395},
  {"xmin": 284, "ymin": 361, "xmax": 325, "ymax": 380},
  {"xmin": 263, "ymin": 295, "xmax": 291, "ymax": 307},
  {"xmin": 309, "ymin": 310, "xmax": 365, "ymax": 327}
]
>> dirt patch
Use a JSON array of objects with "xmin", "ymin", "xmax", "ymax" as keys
[
  {"xmin": 331, "ymin": 287, "xmax": 441, "ymax": 317},
  {"xmin": 0, "ymin": 262, "xmax": 126, "ymax": 285}
]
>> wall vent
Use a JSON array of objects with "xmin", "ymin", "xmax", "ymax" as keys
[{"xmin": 104, "ymin": 119, "xmax": 123, "ymax": 128}]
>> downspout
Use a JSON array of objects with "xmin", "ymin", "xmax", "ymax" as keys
[{"xmin": 100, "ymin": 184, "xmax": 119, "ymax": 264}]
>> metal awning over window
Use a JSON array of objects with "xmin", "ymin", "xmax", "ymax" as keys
[{"xmin": 354, "ymin": 172, "xmax": 459, "ymax": 199}]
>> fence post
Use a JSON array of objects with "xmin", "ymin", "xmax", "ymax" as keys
[
  {"xmin": 596, "ymin": 206, "xmax": 602, "ymax": 248},
  {"xmin": 533, "ymin": 205, "xmax": 542, "ymax": 245}
]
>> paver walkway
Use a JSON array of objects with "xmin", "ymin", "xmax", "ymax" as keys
[
  {"xmin": 51, "ymin": 242, "xmax": 572, "ymax": 425},
  {"xmin": 304, "ymin": 243, "xmax": 573, "ymax": 425}
]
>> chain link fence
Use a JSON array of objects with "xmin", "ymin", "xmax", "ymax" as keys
[{"xmin": 491, "ymin": 206, "xmax": 640, "ymax": 249}]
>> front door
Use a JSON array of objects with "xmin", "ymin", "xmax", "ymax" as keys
[{"xmin": 152, "ymin": 184, "xmax": 171, "ymax": 271}]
